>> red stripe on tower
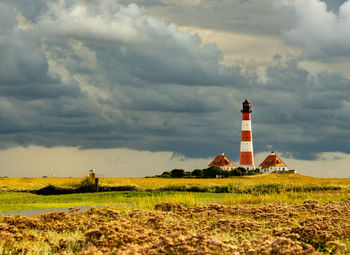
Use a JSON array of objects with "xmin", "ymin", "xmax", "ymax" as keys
[
  {"xmin": 241, "ymin": 131, "xmax": 252, "ymax": 141},
  {"xmin": 239, "ymin": 99, "xmax": 255, "ymax": 170},
  {"xmin": 242, "ymin": 112, "xmax": 250, "ymax": 120}
]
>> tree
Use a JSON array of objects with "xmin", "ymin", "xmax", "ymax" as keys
[
  {"xmin": 221, "ymin": 170, "xmax": 230, "ymax": 178},
  {"xmin": 185, "ymin": 171, "xmax": 192, "ymax": 178},
  {"xmin": 230, "ymin": 168, "xmax": 242, "ymax": 176},
  {"xmin": 191, "ymin": 169, "xmax": 204, "ymax": 178},
  {"xmin": 170, "ymin": 169, "xmax": 185, "ymax": 178},
  {"xmin": 247, "ymin": 168, "xmax": 261, "ymax": 175},
  {"xmin": 236, "ymin": 167, "xmax": 247, "ymax": 175},
  {"xmin": 160, "ymin": 171, "xmax": 171, "ymax": 178},
  {"xmin": 203, "ymin": 166, "xmax": 222, "ymax": 178}
]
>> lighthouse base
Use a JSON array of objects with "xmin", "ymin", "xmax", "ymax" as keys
[{"xmin": 239, "ymin": 165, "xmax": 256, "ymax": 171}]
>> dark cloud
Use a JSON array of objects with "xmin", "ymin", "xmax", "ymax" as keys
[
  {"xmin": 0, "ymin": 4, "xmax": 82, "ymax": 100},
  {"xmin": 321, "ymin": 0, "xmax": 348, "ymax": 12},
  {"xmin": 0, "ymin": 2, "xmax": 98, "ymax": 148},
  {"xmin": 0, "ymin": 0, "xmax": 349, "ymax": 163},
  {"xmin": 0, "ymin": 1, "xmax": 241, "ymax": 156},
  {"xmin": 247, "ymin": 60, "xmax": 350, "ymax": 160},
  {"xmin": 35, "ymin": 2, "xmax": 244, "ymax": 87},
  {"xmin": 283, "ymin": 0, "xmax": 350, "ymax": 61}
]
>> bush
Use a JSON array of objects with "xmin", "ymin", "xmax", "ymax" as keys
[
  {"xmin": 170, "ymin": 169, "xmax": 185, "ymax": 178},
  {"xmin": 203, "ymin": 166, "xmax": 222, "ymax": 178},
  {"xmin": 185, "ymin": 171, "xmax": 192, "ymax": 178},
  {"xmin": 99, "ymin": 185, "xmax": 138, "ymax": 191},
  {"xmin": 191, "ymin": 169, "xmax": 204, "ymax": 178},
  {"xmin": 236, "ymin": 167, "xmax": 247, "ymax": 175},
  {"xmin": 156, "ymin": 165, "xmax": 263, "ymax": 179},
  {"xmin": 230, "ymin": 168, "xmax": 242, "ymax": 176},
  {"xmin": 79, "ymin": 177, "xmax": 97, "ymax": 192},
  {"xmin": 32, "ymin": 185, "xmax": 73, "ymax": 195},
  {"xmin": 160, "ymin": 171, "xmax": 171, "ymax": 178}
]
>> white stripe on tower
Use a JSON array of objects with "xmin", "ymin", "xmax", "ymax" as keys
[
  {"xmin": 241, "ymin": 120, "xmax": 251, "ymax": 131},
  {"xmin": 240, "ymin": 142, "xmax": 253, "ymax": 152}
]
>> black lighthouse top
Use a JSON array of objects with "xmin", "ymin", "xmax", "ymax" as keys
[{"xmin": 241, "ymin": 99, "xmax": 252, "ymax": 113}]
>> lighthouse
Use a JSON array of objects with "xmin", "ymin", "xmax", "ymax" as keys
[{"xmin": 239, "ymin": 99, "xmax": 255, "ymax": 170}]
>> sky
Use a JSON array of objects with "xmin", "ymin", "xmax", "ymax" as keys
[{"xmin": 0, "ymin": 0, "xmax": 350, "ymax": 178}]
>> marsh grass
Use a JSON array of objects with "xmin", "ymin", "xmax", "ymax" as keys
[
  {"xmin": 1, "ymin": 189, "xmax": 350, "ymax": 214},
  {"xmin": 0, "ymin": 225, "xmax": 86, "ymax": 254},
  {"xmin": 158, "ymin": 183, "xmax": 346, "ymax": 194},
  {"xmin": 1, "ymin": 174, "xmax": 350, "ymax": 213},
  {"xmin": 1, "ymin": 174, "xmax": 350, "ymax": 254},
  {"xmin": 2, "ymin": 174, "xmax": 350, "ymax": 191},
  {"xmin": 0, "ymin": 191, "xmax": 229, "ymax": 213},
  {"xmin": 3, "ymin": 201, "xmax": 350, "ymax": 254}
]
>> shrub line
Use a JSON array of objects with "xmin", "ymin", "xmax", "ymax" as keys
[{"xmin": 22, "ymin": 182, "xmax": 345, "ymax": 195}]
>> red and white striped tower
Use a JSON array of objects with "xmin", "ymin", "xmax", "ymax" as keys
[{"xmin": 239, "ymin": 99, "xmax": 255, "ymax": 170}]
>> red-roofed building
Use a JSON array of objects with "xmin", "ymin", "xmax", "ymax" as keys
[
  {"xmin": 208, "ymin": 152, "xmax": 235, "ymax": 170},
  {"xmin": 259, "ymin": 151, "xmax": 288, "ymax": 173}
]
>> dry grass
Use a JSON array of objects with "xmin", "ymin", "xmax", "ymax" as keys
[
  {"xmin": 0, "ymin": 177, "xmax": 82, "ymax": 191},
  {"xmin": 1, "ymin": 174, "xmax": 350, "ymax": 253},
  {"xmin": 1, "ymin": 201, "xmax": 350, "ymax": 254},
  {"xmin": 1, "ymin": 174, "xmax": 350, "ymax": 191},
  {"xmin": 102, "ymin": 174, "xmax": 350, "ymax": 188}
]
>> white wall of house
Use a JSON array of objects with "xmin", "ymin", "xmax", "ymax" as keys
[
  {"xmin": 219, "ymin": 166, "xmax": 235, "ymax": 170},
  {"xmin": 259, "ymin": 166, "xmax": 288, "ymax": 173},
  {"xmin": 240, "ymin": 165, "xmax": 256, "ymax": 170}
]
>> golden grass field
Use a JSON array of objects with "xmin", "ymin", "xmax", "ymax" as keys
[
  {"xmin": 2, "ymin": 173, "xmax": 350, "ymax": 191},
  {"xmin": 1, "ymin": 174, "xmax": 350, "ymax": 254}
]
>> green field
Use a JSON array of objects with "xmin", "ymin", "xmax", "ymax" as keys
[
  {"xmin": 0, "ymin": 191, "xmax": 229, "ymax": 213},
  {"xmin": 0, "ymin": 174, "xmax": 350, "ymax": 213},
  {"xmin": 2, "ymin": 189, "xmax": 350, "ymax": 213},
  {"xmin": 2, "ymin": 173, "xmax": 350, "ymax": 191}
]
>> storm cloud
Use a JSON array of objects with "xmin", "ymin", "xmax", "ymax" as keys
[
  {"xmin": 0, "ymin": 0, "xmax": 349, "ymax": 165},
  {"xmin": 283, "ymin": 0, "xmax": 350, "ymax": 60}
]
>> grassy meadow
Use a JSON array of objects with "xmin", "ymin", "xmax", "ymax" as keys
[
  {"xmin": 0, "ymin": 174, "xmax": 350, "ymax": 213},
  {"xmin": 2, "ymin": 173, "xmax": 350, "ymax": 191},
  {"xmin": 1, "ymin": 174, "xmax": 350, "ymax": 254}
]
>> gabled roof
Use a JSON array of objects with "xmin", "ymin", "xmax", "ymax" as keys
[
  {"xmin": 209, "ymin": 153, "xmax": 235, "ymax": 167},
  {"xmin": 259, "ymin": 151, "xmax": 287, "ymax": 168}
]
